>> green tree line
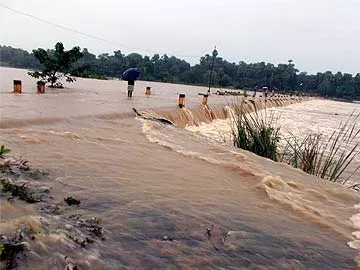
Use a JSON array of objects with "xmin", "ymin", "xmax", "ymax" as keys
[{"xmin": 1, "ymin": 45, "xmax": 359, "ymax": 100}]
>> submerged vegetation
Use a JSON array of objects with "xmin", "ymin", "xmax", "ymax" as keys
[
  {"xmin": 0, "ymin": 145, "xmax": 11, "ymax": 159},
  {"xmin": 231, "ymin": 101, "xmax": 360, "ymax": 185},
  {"xmin": 0, "ymin": 145, "xmax": 105, "ymax": 269},
  {"xmin": 1, "ymin": 44, "xmax": 359, "ymax": 99}
]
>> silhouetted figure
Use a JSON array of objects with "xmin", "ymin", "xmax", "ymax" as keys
[
  {"xmin": 127, "ymin": 80, "xmax": 134, "ymax": 97},
  {"xmin": 122, "ymin": 68, "xmax": 140, "ymax": 98}
]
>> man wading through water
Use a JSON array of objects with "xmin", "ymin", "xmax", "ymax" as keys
[
  {"xmin": 122, "ymin": 68, "xmax": 140, "ymax": 98},
  {"xmin": 127, "ymin": 80, "xmax": 134, "ymax": 98}
]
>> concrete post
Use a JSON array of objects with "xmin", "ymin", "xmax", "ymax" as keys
[
  {"xmin": 202, "ymin": 94, "xmax": 208, "ymax": 106},
  {"xmin": 13, "ymin": 80, "xmax": 22, "ymax": 94},
  {"xmin": 37, "ymin": 81, "xmax": 45, "ymax": 94},
  {"xmin": 178, "ymin": 94, "xmax": 185, "ymax": 108}
]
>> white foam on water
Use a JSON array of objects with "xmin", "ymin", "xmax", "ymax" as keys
[
  {"xmin": 140, "ymin": 117, "xmax": 256, "ymax": 177},
  {"xmin": 186, "ymin": 118, "xmax": 233, "ymax": 143},
  {"xmin": 140, "ymin": 104, "xmax": 360, "ymax": 266},
  {"xmin": 348, "ymin": 203, "xmax": 360, "ymax": 250}
]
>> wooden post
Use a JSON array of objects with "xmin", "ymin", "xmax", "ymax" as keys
[
  {"xmin": 145, "ymin": 86, "xmax": 151, "ymax": 96},
  {"xmin": 178, "ymin": 94, "xmax": 185, "ymax": 108},
  {"xmin": 13, "ymin": 80, "xmax": 22, "ymax": 94},
  {"xmin": 37, "ymin": 81, "xmax": 45, "ymax": 94},
  {"xmin": 202, "ymin": 94, "xmax": 208, "ymax": 105}
]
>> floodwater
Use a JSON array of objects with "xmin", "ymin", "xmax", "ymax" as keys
[
  {"xmin": 186, "ymin": 99, "xmax": 360, "ymax": 185},
  {"xmin": 0, "ymin": 67, "xmax": 359, "ymax": 269}
]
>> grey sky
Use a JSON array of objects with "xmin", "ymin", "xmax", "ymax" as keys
[{"xmin": 1, "ymin": 0, "xmax": 359, "ymax": 74}]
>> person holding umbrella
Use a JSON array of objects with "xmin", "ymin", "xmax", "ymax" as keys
[{"xmin": 122, "ymin": 68, "xmax": 140, "ymax": 98}]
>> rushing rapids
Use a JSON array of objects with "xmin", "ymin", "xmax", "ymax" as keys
[{"xmin": 0, "ymin": 67, "xmax": 359, "ymax": 269}]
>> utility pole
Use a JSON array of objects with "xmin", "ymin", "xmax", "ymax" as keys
[{"xmin": 208, "ymin": 46, "xmax": 218, "ymax": 95}]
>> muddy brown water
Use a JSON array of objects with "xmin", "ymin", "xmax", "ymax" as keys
[{"xmin": 0, "ymin": 67, "xmax": 359, "ymax": 269}]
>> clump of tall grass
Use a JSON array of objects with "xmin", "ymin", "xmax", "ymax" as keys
[
  {"xmin": 228, "ymin": 98, "xmax": 359, "ymax": 184},
  {"xmin": 281, "ymin": 112, "xmax": 360, "ymax": 184},
  {"xmin": 230, "ymin": 99, "xmax": 280, "ymax": 161}
]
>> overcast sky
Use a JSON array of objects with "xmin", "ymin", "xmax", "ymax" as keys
[{"xmin": 1, "ymin": 0, "xmax": 359, "ymax": 74}]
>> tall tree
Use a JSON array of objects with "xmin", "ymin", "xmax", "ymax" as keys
[{"xmin": 28, "ymin": 42, "xmax": 83, "ymax": 88}]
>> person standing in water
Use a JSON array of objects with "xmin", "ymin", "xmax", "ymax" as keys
[
  {"xmin": 127, "ymin": 80, "xmax": 135, "ymax": 98},
  {"xmin": 122, "ymin": 68, "xmax": 140, "ymax": 98}
]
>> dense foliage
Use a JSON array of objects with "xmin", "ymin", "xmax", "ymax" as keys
[
  {"xmin": 0, "ymin": 45, "xmax": 40, "ymax": 69},
  {"xmin": 1, "ymin": 44, "xmax": 359, "ymax": 99},
  {"xmin": 28, "ymin": 42, "xmax": 83, "ymax": 87}
]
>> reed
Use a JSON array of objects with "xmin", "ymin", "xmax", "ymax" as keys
[
  {"xmin": 230, "ymin": 99, "xmax": 280, "ymax": 161},
  {"xmin": 281, "ymin": 112, "xmax": 360, "ymax": 184},
  {"xmin": 229, "ymin": 97, "xmax": 359, "ymax": 184}
]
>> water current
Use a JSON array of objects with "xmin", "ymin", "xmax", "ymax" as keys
[{"xmin": 0, "ymin": 67, "xmax": 359, "ymax": 269}]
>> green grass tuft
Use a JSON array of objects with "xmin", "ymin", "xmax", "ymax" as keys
[
  {"xmin": 229, "ymin": 98, "xmax": 359, "ymax": 185},
  {"xmin": 231, "ymin": 99, "xmax": 280, "ymax": 161},
  {"xmin": 0, "ymin": 145, "xmax": 11, "ymax": 159},
  {"xmin": 281, "ymin": 112, "xmax": 360, "ymax": 183}
]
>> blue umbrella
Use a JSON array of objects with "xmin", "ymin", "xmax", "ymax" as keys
[{"xmin": 122, "ymin": 68, "xmax": 140, "ymax": 81}]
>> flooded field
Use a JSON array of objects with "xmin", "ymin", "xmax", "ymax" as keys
[{"xmin": 0, "ymin": 67, "xmax": 359, "ymax": 269}]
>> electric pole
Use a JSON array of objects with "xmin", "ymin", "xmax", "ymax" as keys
[{"xmin": 208, "ymin": 46, "xmax": 218, "ymax": 95}]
